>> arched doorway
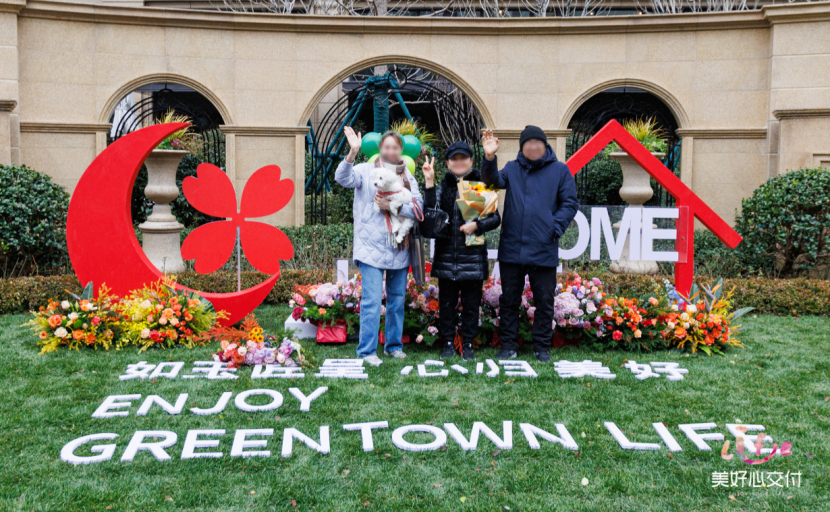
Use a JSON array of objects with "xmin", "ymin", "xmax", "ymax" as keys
[
  {"xmin": 565, "ymin": 85, "xmax": 683, "ymax": 207},
  {"xmin": 303, "ymin": 62, "xmax": 487, "ymax": 225},
  {"xmin": 105, "ymin": 81, "xmax": 227, "ymax": 229}
]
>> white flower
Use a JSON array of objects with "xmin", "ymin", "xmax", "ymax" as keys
[
  {"xmin": 170, "ymin": 317, "xmax": 179, "ymax": 326},
  {"xmin": 671, "ymin": 304, "xmax": 679, "ymax": 311},
  {"xmin": 68, "ymin": 312, "xmax": 78, "ymax": 321},
  {"xmin": 586, "ymin": 302, "xmax": 597, "ymax": 314},
  {"xmin": 140, "ymin": 328, "xmax": 150, "ymax": 339},
  {"xmin": 581, "ymin": 477, "xmax": 589, "ymax": 486},
  {"xmin": 686, "ymin": 304, "xmax": 698, "ymax": 313},
  {"xmin": 82, "ymin": 323, "xmax": 88, "ymax": 329},
  {"xmin": 238, "ymin": 347, "xmax": 247, "ymax": 356},
  {"xmin": 60, "ymin": 301, "xmax": 70, "ymax": 309},
  {"xmin": 54, "ymin": 327, "xmax": 68, "ymax": 338},
  {"xmin": 140, "ymin": 300, "xmax": 153, "ymax": 310},
  {"xmin": 158, "ymin": 317, "xmax": 168, "ymax": 325}
]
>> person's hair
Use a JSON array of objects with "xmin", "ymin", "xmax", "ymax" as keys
[{"xmin": 379, "ymin": 131, "xmax": 404, "ymax": 149}]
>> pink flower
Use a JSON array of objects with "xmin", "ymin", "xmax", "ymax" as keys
[{"xmin": 427, "ymin": 326, "xmax": 438, "ymax": 335}]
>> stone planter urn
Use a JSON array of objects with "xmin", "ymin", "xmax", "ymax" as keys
[
  {"xmin": 607, "ymin": 151, "xmax": 664, "ymax": 275},
  {"xmin": 138, "ymin": 149, "xmax": 188, "ymax": 274}
]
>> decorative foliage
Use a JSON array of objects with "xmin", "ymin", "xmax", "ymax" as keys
[
  {"xmin": 736, "ymin": 168, "xmax": 830, "ymax": 278},
  {"xmin": 606, "ymin": 117, "xmax": 668, "ymax": 155}
]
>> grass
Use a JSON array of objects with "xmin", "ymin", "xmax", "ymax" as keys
[{"xmin": 1, "ymin": 306, "xmax": 828, "ymax": 511}]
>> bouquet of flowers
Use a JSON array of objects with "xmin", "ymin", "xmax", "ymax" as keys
[
  {"xmin": 28, "ymin": 282, "xmax": 121, "ymax": 353},
  {"xmin": 214, "ymin": 337, "xmax": 305, "ymax": 369},
  {"xmin": 117, "ymin": 278, "xmax": 226, "ymax": 351},
  {"xmin": 662, "ymin": 278, "xmax": 753, "ymax": 355},
  {"xmin": 455, "ymin": 180, "xmax": 501, "ymax": 246},
  {"xmin": 291, "ymin": 278, "xmax": 361, "ymax": 332},
  {"xmin": 404, "ymin": 278, "xmax": 441, "ymax": 344}
]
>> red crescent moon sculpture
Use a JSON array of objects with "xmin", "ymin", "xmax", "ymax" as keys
[{"xmin": 66, "ymin": 123, "xmax": 279, "ymax": 326}]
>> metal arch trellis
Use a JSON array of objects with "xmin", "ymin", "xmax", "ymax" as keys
[
  {"xmin": 565, "ymin": 88, "xmax": 682, "ymax": 208},
  {"xmin": 108, "ymin": 86, "xmax": 226, "ymax": 167},
  {"xmin": 305, "ymin": 70, "xmax": 484, "ymax": 225}
]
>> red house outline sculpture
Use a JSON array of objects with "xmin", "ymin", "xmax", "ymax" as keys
[{"xmin": 564, "ymin": 120, "xmax": 743, "ymax": 296}]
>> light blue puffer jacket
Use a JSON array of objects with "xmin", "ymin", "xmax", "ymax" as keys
[{"xmin": 335, "ymin": 159, "xmax": 423, "ymax": 270}]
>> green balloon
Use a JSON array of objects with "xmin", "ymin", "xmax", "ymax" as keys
[
  {"xmin": 402, "ymin": 135, "xmax": 422, "ymax": 159},
  {"xmin": 368, "ymin": 154, "xmax": 379, "ymax": 163},
  {"xmin": 402, "ymin": 155, "xmax": 416, "ymax": 173},
  {"xmin": 361, "ymin": 132, "xmax": 381, "ymax": 157}
]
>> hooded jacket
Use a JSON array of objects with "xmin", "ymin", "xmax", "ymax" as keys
[
  {"xmin": 481, "ymin": 145, "xmax": 578, "ymax": 268},
  {"xmin": 423, "ymin": 169, "xmax": 501, "ymax": 281}
]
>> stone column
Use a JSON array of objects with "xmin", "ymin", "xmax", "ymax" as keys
[
  {"xmin": 608, "ymin": 151, "xmax": 663, "ymax": 275},
  {"xmin": 138, "ymin": 149, "xmax": 188, "ymax": 273},
  {"xmin": 0, "ymin": 99, "xmax": 14, "ymax": 165}
]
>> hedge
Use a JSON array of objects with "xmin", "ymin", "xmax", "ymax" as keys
[
  {"xmin": 0, "ymin": 270, "xmax": 332, "ymax": 316},
  {"xmin": 1, "ymin": 271, "xmax": 828, "ymax": 317}
]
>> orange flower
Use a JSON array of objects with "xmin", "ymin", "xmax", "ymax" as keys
[
  {"xmin": 428, "ymin": 300, "xmax": 440, "ymax": 312},
  {"xmin": 72, "ymin": 329, "xmax": 84, "ymax": 340},
  {"xmin": 673, "ymin": 327, "xmax": 687, "ymax": 339},
  {"xmin": 85, "ymin": 333, "xmax": 96, "ymax": 344},
  {"xmin": 38, "ymin": 331, "xmax": 48, "ymax": 339},
  {"xmin": 648, "ymin": 297, "xmax": 658, "ymax": 306},
  {"xmin": 318, "ymin": 308, "xmax": 327, "ymax": 315},
  {"xmin": 48, "ymin": 314, "xmax": 62, "ymax": 328}
]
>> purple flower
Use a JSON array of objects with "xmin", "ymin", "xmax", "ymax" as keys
[{"xmin": 423, "ymin": 290, "xmax": 431, "ymax": 299}]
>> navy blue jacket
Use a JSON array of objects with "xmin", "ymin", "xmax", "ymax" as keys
[{"xmin": 482, "ymin": 145, "xmax": 579, "ymax": 268}]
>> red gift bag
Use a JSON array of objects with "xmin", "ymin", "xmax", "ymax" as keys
[
  {"xmin": 316, "ymin": 320, "xmax": 347, "ymax": 344},
  {"xmin": 378, "ymin": 331, "xmax": 410, "ymax": 345}
]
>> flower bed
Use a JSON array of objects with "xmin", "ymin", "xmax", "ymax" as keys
[{"xmin": 291, "ymin": 273, "xmax": 753, "ymax": 355}]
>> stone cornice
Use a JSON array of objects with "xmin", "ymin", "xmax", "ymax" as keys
[
  {"xmin": 0, "ymin": 0, "xmax": 26, "ymax": 15},
  {"xmin": 492, "ymin": 129, "xmax": 572, "ymax": 139},
  {"xmin": 219, "ymin": 125, "xmax": 310, "ymax": 136},
  {"xmin": 20, "ymin": 0, "xmax": 828, "ymax": 35},
  {"xmin": 0, "ymin": 100, "xmax": 17, "ymax": 112},
  {"xmin": 772, "ymin": 108, "xmax": 830, "ymax": 120},
  {"xmin": 675, "ymin": 128, "xmax": 767, "ymax": 139},
  {"xmin": 19, "ymin": 121, "xmax": 112, "ymax": 133}
]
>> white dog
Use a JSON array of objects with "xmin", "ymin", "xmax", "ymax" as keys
[{"xmin": 371, "ymin": 166, "xmax": 415, "ymax": 245}]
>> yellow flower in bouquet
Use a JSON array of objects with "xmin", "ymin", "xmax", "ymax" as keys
[{"xmin": 456, "ymin": 179, "xmax": 501, "ymax": 246}]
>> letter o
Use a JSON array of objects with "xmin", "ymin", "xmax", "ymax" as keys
[
  {"xmin": 60, "ymin": 433, "xmax": 119, "ymax": 465},
  {"xmin": 391, "ymin": 425, "xmax": 447, "ymax": 452},
  {"xmin": 234, "ymin": 389, "xmax": 284, "ymax": 412},
  {"xmin": 559, "ymin": 210, "xmax": 590, "ymax": 260}
]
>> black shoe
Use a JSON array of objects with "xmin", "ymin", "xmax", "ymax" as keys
[
  {"xmin": 495, "ymin": 348, "xmax": 517, "ymax": 360},
  {"xmin": 535, "ymin": 350, "xmax": 552, "ymax": 363},
  {"xmin": 461, "ymin": 345, "xmax": 475, "ymax": 361},
  {"xmin": 440, "ymin": 343, "xmax": 456, "ymax": 359}
]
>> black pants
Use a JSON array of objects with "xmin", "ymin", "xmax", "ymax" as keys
[
  {"xmin": 438, "ymin": 278, "xmax": 484, "ymax": 345},
  {"xmin": 498, "ymin": 262, "xmax": 557, "ymax": 352}
]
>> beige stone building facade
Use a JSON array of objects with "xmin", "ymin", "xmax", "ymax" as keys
[{"xmin": 1, "ymin": 0, "xmax": 829, "ymax": 226}]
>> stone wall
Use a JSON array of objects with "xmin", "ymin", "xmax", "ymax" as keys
[{"xmin": 1, "ymin": 0, "xmax": 829, "ymax": 226}]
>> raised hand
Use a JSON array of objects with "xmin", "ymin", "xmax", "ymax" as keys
[
  {"xmin": 482, "ymin": 129, "xmax": 499, "ymax": 161},
  {"xmin": 422, "ymin": 156, "xmax": 436, "ymax": 187},
  {"xmin": 344, "ymin": 126, "xmax": 362, "ymax": 161}
]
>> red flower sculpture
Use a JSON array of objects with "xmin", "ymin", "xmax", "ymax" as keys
[{"xmin": 181, "ymin": 163, "xmax": 294, "ymax": 275}]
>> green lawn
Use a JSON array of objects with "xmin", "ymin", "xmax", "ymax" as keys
[{"xmin": 1, "ymin": 307, "xmax": 828, "ymax": 511}]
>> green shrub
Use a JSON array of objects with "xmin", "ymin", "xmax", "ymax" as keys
[
  {"xmin": 0, "ymin": 164, "xmax": 71, "ymax": 277},
  {"xmin": 0, "ymin": 270, "xmax": 332, "ymax": 315},
  {"xmin": 736, "ymin": 168, "xmax": 830, "ymax": 278},
  {"xmin": 281, "ymin": 224, "xmax": 354, "ymax": 270},
  {"xmin": 693, "ymin": 229, "xmax": 745, "ymax": 279}
]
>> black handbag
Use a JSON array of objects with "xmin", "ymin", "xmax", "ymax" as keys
[{"xmin": 419, "ymin": 203, "xmax": 449, "ymax": 239}]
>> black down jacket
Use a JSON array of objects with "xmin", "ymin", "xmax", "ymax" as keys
[{"xmin": 423, "ymin": 169, "xmax": 501, "ymax": 281}]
